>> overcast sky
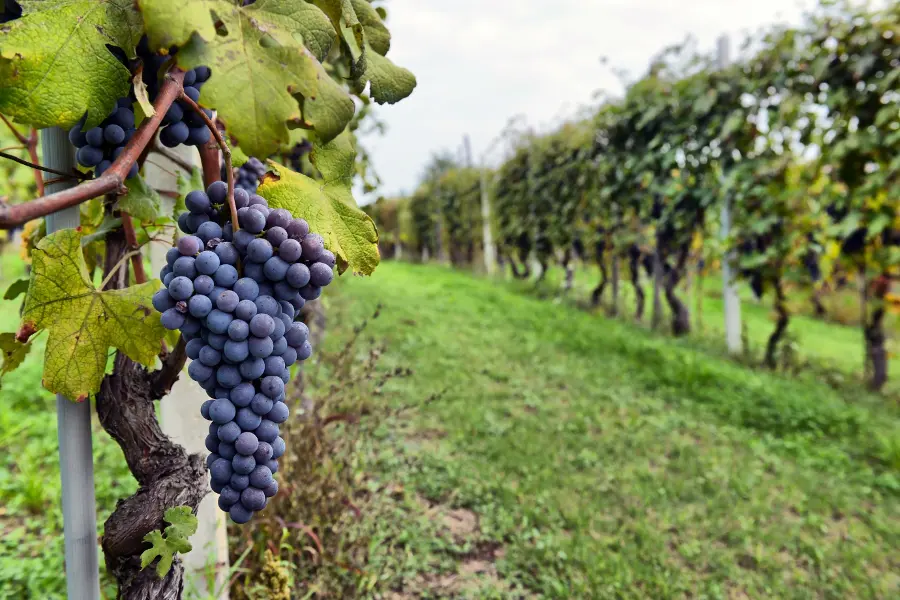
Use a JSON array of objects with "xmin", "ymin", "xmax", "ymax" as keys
[{"xmin": 357, "ymin": 0, "xmax": 817, "ymax": 204}]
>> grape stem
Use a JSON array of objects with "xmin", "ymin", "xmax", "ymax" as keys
[
  {"xmin": 119, "ymin": 213, "xmax": 147, "ymax": 284},
  {"xmin": 0, "ymin": 70, "xmax": 186, "ymax": 229},
  {"xmin": 177, "ymin": 91, "xmax": 239, "ymax": 232},
  {"xmin": 0, "ymin": 115, "xmax": 44, "ymax": 196},
  {"xmin": 0, "ymin": 150, "xmax": 89, "ymax": 181}
]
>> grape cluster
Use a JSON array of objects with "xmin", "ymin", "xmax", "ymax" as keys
[
  {"xmin": 231, "ymin": 157, "xmax": 268, "ymax": 193},
  {"xmin": 68, "ymin": 98, "xmax": 139, "ymax": 179},
  {"xmin": 152, "ymin": 182, "xmax": 336, "ymax": 523},
  {"xmin": 137, "ymin": 38, "xmax": 213, "ymax": 148}
]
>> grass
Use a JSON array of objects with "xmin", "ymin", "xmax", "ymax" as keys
[
  {"xmin": 319, "ymin": 261, "xmax": 900, "ymax": 598},
  {"xmin": 2, "ymin": 249, "xmax": 899, "ymax": 598}
]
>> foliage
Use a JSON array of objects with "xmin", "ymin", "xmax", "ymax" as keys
[{"xmin": 140, "ymin": 506, "xmax": 199, "ymax": 578}]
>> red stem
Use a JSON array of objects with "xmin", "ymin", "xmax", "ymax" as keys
[
  {"xmin": 0, "ymin": 71, "xmax": 186, "ymax": 229},
  {"xmin": 120, "ymin": 213, "xmax": 147, "ymax": 284}
]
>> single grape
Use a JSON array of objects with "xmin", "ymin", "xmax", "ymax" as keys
[
  {"xmin": 184, "ymin": 86, "xmax": 200, "ymax": 102},
  {"xmin": 206, "ymin": 452, "xmax": 219, "ymax": 468},
  {"xmin": 165, "ymin": 247, "xmax": 181, "ymax": 267},
  {"xmin": 235, "ymin": 408, "xmax": 262, "ymax": 432},
  {"xmin": 281, "ymin": 346, "xmax": 298, "ymax": 366},
  {"xmin": 309, "ymin": 262, "xmax": 334, "ymax": 287},
  {"xmin": 223, "ymin": 339, "xmax": 249, "ymax": 363},
  {"xmin": 271, "ymin": 337, "xmax": 288, "ymax": 357},
  {"xmin": 152, "ymin": 288, "xmax": 174, "ymax": 312},
  {"xmin": 207, "ymin": 286, "xmax": 227, "ymax": 304},
  {"xmin": 234, "ymin": 278, "xmax": 260, "ymax": 301},
  {"xmin": 269, "ymin": 316, "xmax": 286, "ymax": 341},
  {"xmin": 177, "ymin": 235, "xmax": 203, "ymax": 256},
  {"xmin": 247, "ymin": 238, "xmax": 274, "ymax": 263},
  {"xmin": 193, "ymin": 274, "xmax": 215, "ymax": 295},
  {"xmin": 218, "ymin": 442, "xmax": 237, "ymax": 460},
  {"xmin": 227, "ymin": 318, "xmax": 250, "ymax": 341},
  {"xmin": 297, "ymin": 340, "xmax": 313, "ymax": 361},
  {"xmin": 205, "ymin": 433, "xmax": 219, "ymax": 453},
  {"xmin": 187, "ymin": 126, "xmax": 211, "ymax": 146},
  {"xmin": 210, "ymin": 479, "xmax": 225, "ymax": 494},
  {"xmin": 240, "ymin": 487, "xmax": 267, "ymax": 512},
  {"xmin": 232, "ymin": 229, "xmax": 256, "ymax": 253},
  {"xmin": 217, "ymin": 421, "xmax": 241, "ymax": 443},
  {"xmin": 266, "ymin": 226, "xmax": 287, "ymax": 247},
  {"xmin": 249, "ymin": 465, "xmax": 273, "ymax": 489},
  {"xmin": 216, "ymin": 364, "xmax": 242, "ymax": 388},
  {"xmin": 160, "ymin": 308, "xmax": 186, "ymax": 330},
  {"xmin": 254, "ymin": 420, "xmax": 279, "ymax": 444},
  {"xmin": 229, "ymin": 503, "xmax": 253, "ymax": 524},
  {"xmin": 188, "ymin": 360, "xmax": 213, "ymax": 382},
  {"xmin": 187, "ymin": 338, "xmax": 206, "ymax": 361},
  {"xmin": 279, "ymin": 301, "xmax": 296, "ymax": 320},
  {"xmin": 209, "ymin": 398, "xmax": 236, "ymax": 424},
  {"xmin": 230, "ymin": 473, "xmax": 249, "ymax": 491},
  {"xmin": 263, "ymin": 256, "xmax": 290, "ymax": 281},
  {"xmin": 290, "ymin": 296, "xmax": 306, "ymax": 312},
  {"xmin": 216, "ymin": 290, "xmax": 240, "ymax": 313},
  {"xmin": 160, "ymin": 120, "xmax": 190, "ymax": 147},
  {"xmin": 196, "ymin": 221, "xmax": 223, "ymax": 243},
  {"xmin": 264, "ymin": 356, "xmax": 285, "ymax": 377},
  {"xmin": 266, "ymin": 208, "xmax": 292, "ymax": 230},
  {"xmin": 207, "ymin": 332, "xmax": 228, "ymax": 351},
  {"xmin": 278, "ymin": 239, "xmax": 302, "ymax": 263},
  {"xmin": 263, "ymin": 480, "xmax": 279, "ymax": 498},
  {"xmin": 104, "ymin": 124, "xmax": 125, "ymax": 145},
  {"xmin": 286, "ymin": 263, "xmax": 310, "ymax": 288},
  {"xmin": 77, "ymin": 145, "xmax": 104, "ymax": 167},
  {"xmin": 215, "ymin": 242, "xmax": 239, "ymax": 265},
  {"xmin": 229, "ymin": 382, "xmax": 255, "ymax": 407},
  {"xmin": 186, "ymin": 212, "xmax": 210, "ymax": 233},
  {"xmin": 285, "ymin": 322, "xmax": 309, "ymax": 347},
  {"xmin": 250, "ymin": 393, "xmax": 274, "ymax": 416},
  {"xmin": 239, "ymin": 357, "xmax": 266, "ymax": 380},
  {"xmin": 199, "ymin": 345, "xmax": 222, "ymax": 367},
  {"xmin": 210, "ymin": 458, "xmax": 233, "ymax": 483},
  {"xmin": 248, "ymin": 336, "xmax": 274, "ymax": 359},
  {"xmin": 249, "ymin": 314, "xmax": 275, "ymax": 338},
  {"xmin": 235, "ymin": 431, "xmax": 259, "ymax": 456},
  {"xmin": 260, "ymin": 376, "xmax": 284, "ymax": 399},
  {"xmin": 232, "ymin": 454, "xmax": 256, "ymax": 476},
  {"xmin": 254, "ymin": 295, "xmax": 280, "ymax": 317},
  {"xmin": 301, "ymin": 233, "xmax": 324, "ymax": 262},
  {"xmin": 286, "ymin": 218, "xmax": 310, "ymax": 239},
  {"xmin": 182, "ymin": 316, "xmax": 202, "ymax": 336},
  {"xmin": 109, "ymin": 107, "xmax": 135, "ymax": 129},
  {"xmin": 233, "ymin": 188, "xmax": 250, "ymax": 209},
  {"xmin": 85, "ymin": 127, "xmax": 104, "ymax": 147},
  {"xmin": 163, "ymin": 102, "xmax": 183, "ymax": 125},
  {"xmin": 68, "ymin": 118, "xmax": 88, "ymax": 146},
  {"xmin": 177, "ymin": 213, "xmax": 193, "ymax": 234},
  {"xmin": 185, "ymin": 190, "xmax": 211, "ymax": 214},
  {"xmin": 267, "ymin": 401, "xmax": 289, "ymax": 424},
  {"xmin": 195, "ymin": 251, "xmax": 220, "ymax": 276},
  {"xmin": 173, "ymin": 256, "xmax": 197, "ymax": 279},
  {"xmin": 274, "ymin": 281, "xmax": 299, "ymax": 302},
  {"xmin": 271, "ymin": 436, "xmax": 286, "ymax": 459},
  {"xmin": 214, "ymin": 264, "xmax": 239, "ymax": 287},
  {"xmin": 239, "ymin": 209, "xmax": 266, "ymax": 234},
  {"xmin": 206, "ymin": 309, "xmax": 233, "ymax": 334},
  {"xmin": 265, "ymin": 459, "xmax": 279, "ymax": 474},
  {"xmin": 187, "ymin": 295, "xmax": 212, "ymax": 318},
  {"xmin": 299, "ymin": 284, "xmax": 321, "ymax": 301},
  {"xmin": 218, "ymin": 488, "xmax": 239, "ymax": 511}
]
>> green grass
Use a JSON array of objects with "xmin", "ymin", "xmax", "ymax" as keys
[
  {"xmin": 324, "ymin": 261, "xmax": 900, "ymax": 598},
  {"xmin": 513, "ymin": 261, "xmax": 899, "ymax": 394},
  {"xmin": 0, "ymin": 251, "xmax": 132, "ymax": 600}
]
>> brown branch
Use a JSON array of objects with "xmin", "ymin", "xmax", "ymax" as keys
[
  {"xmin": 0, "ymin": 71, "xmax": 186, "ymax": 229},
  {"xmin": 150, "ymin": 139, "xmax": 196, "ymax": 174},
  {"xmin": 1, "ymin": 116, "xmax": 45, "ymax": 196},
  {"xmin": 0, "ymin": 150, "xmax": 87, "ymax": 181},
  {"xmin": 120, "ymin": 213, "xmax": 147, "ymax": 284},
  {"xmin": 180, "ymin": 98, "xmax": 237, "ymax": 230}
]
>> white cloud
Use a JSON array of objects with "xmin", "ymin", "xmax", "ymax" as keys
[{"xmin": 359, "ymin": 0, "xmax": 814, "ymax": 202}]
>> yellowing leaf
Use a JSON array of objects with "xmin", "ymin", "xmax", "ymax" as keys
[
  {"xmin": 116, "ymin": 175, "xmax": 163, "ymax": 223},
  {"xmin": 22, "ymin": 229, "xmax": 165, "ymax": 401},
  {"xmin": 0, "ymin": 0, "xmax": 144, "ymax": 129},
  {"xmin": 259, "ymin": 131, "xmax": 379, "ymax": 275},
  {"xmin": 0, "ymin": 332, "xmax": 32, "ymax": 385}
]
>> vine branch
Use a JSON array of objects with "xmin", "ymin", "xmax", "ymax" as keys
[
  {"xmin": 0, "ymin": 115, "xmax": 44, "ymax": 196},
  {"xmin": 0, "ymin": 71, "xmax": 186, "ymax": 229},
  {"xmin": 150, "ymin": 139, "xmax": 196, "ymax": 174},
  {"xmin": 0, "ymin": 150, "xmax": 89, "ymax": 181},
  {"xmin": 179, "ymin": 94, "xmax": 238, "ymax": 230}
]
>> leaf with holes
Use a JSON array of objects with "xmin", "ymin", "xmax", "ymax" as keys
[
  {"xmin": 0, "ymin": 0, "xmax": 144, "ymax": 129},
  {"xmin": 20, "ymin": 229, "xmax": 165, "ymax": 401},
  {"xmin": 259, "ymin": 131, "xmax": 379, "ymax": 275},
  {"xmin": 0, "ymin": 332, "xmax": 32, "ymax": 385}
]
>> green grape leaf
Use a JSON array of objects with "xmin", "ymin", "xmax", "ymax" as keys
[
  {"xmin": 139, "ymin": 0, "xmax": 345, "ymax": 157},
  {"xmin": 348, "ymin": 0, "xmax": 415, "ymax": 105},
  {"xmin": 259, "ymin": 131, "xmax": 379, "ymax": 275},
  {"xmin": 231, "ymin": 145, "xmax": 250, "ymax": 169},
  {"xmin": 116, "ymin": 176, "xmax": 163, "ymax": 223},
  {"xmin": 21, "ymin": 229, "xmax": 165, "ymax": 401},
  {"xmin": 311, "ymin": 0, "xmax": 364, "ymax": 67},
  {"xmin": 0, "ymin": 0, "xmax": 144, "ymax": 129},
  {"xmin": 136, "ymin": 0, "xmax": 216, "ymax": 53},
  {"xmin": 295, "ymin": 62, "xmax": 355, "ymax": 142},
  {"xmin": 3, "ymin": 278, "xmax": 30, "ymax": 301},
  {"xmin": 140, "ymin": 506, "xmax": 197, "ymax": 578},
  {"xmin": 0, "ymin": 332, "xmax": 32, "ymax": 382}
]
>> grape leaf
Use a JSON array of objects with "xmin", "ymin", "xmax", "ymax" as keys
[
  {"xmin": 3, "ymin": 278, "xmax": 29, "ymax": 301},
  {"xmin": 21, "ymin": 229, "xmax": 165, "ymax": 401},
  {"xmin": 0, "ymin": 0, "xmax": 144, "ymax": 129},
  {"xmin": 0, "ymin": 332, "xmax": 32, "ymax": 383},
  {"xmin": 116, "ymin": 175, "xmax": 163, "ymax": 223},
  {"xmin": 138, "ymin": 0, "xmax": 342, "ymax": 157},
  {"xmin": 259, "ymin": 131, "xmax": 379, "ymax": 275},
  {"xmin": 140, "ymin": 506, "xmax": 197, "ymax": 578}
]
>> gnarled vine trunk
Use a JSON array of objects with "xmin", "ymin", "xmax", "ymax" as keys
[
  {"xmin": 628, "ymin": 246, "xmax": 645, "ymax": 321},
  {"xmin": 97, "ymin": 225, "xmax": 207, "ymax": 600},
  {"xmin": 591, "ymin": 253, "xmax": 608, "ymax": 307},
  {"xmin": 560, "ymin": 248, "xmax": 574, "ymax": 293},
  {"xmin": 866, "ymin": 273, "xmax": 889, "ymax": 391},
  {"xmin": 610, "ymin": 253, "xmax": 620, "ymax": 317},
  {"xmin": 662, "ymin": 244, "xmax": 691, "ymax": 337},
  {"xmin": 765, "ymin": 278, "xmax": 789, "ymax": 368}
]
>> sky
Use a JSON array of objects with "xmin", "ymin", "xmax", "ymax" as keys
[{"xmin": 357, "ymin": 0, "xmax": 817, "ymax": 204}]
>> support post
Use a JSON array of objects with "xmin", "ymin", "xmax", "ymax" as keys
[
  {"xmin": 480, "ymin": 167, "xmax": 497, "ymax": 275},
  {"xmin": 717, "ymin": 34, "xmax": 742, "ymax": 354},
  {"xmin": 42, "ymin": 126, "xmax": 102, "ymax": 600},
  {"xmin": 144, "ymin": 147, "xmax": 230, "ymax": 598}
]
